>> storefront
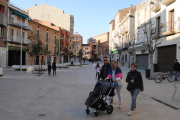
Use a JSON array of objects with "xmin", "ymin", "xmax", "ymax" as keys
[{"xmin": 8, "ymin": 46, "xmax": 26, "ymax": 66}]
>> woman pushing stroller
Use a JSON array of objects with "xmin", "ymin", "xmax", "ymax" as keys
[{"xmin": 106, "ymin": 61, "xmax": 123, "ymax": 109}]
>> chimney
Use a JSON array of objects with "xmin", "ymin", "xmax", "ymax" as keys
[{"xmin": 35, "ymin": 4, "xmax": 37, "ymax": 6}]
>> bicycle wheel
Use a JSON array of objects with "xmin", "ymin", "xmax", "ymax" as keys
[
  {"xmin": 167, "ymin": 74, "xmax": 175, "ymax": 83},
  {"xmin": 155, "ymin": 74, "xmax": 162, "ymax": 83}
]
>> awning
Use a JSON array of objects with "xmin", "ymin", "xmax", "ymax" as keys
[{"xmin": 12, "ymin": 10, "xmax": 32, "ymax": 20}]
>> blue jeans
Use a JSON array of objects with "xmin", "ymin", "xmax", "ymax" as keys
[
  {"xmin": 130, "ymin": 89, "xmax": 140, "ymax": 110},
  {"xmin": 173, "ymin": 71, "xmax": 179, "ymax": 79}
]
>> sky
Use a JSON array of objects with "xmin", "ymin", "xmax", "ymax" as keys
[{"xmin": 11, "ymin": 0, "xmax": 141, "ymax": 44}]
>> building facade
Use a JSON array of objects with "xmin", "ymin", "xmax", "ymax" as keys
[
  {"xmin": 28, "ymin": 19, "xmax": 70, "ymax": 65},
  {"xmin": 151, "ymin": 0, "xmax": 180, "ymax": 72},
  {"xmin": 73, "ymin": 33, "xmax": 83, "ymax": 59},
  {"xmin": 109, "ymin": 6, "xmax": 136, "ymax": 66},
  {"xmin": 25, "ymin": 4, "xmax": 74, "ymax": 52},
  {"xmin": 0, "ymin": 0, "xmax": 9, "ymax": 67},
  {"xmin": 93, "ymin": 32, "xmax": 109, "ymax": 59},
  {"xmin": 90, "ymin": 42, "xmax": 98, "ymax": 59},
  {"xmin": 7, "ymin": 2, "xmax": 32, "ymax": 66},
  {"xmin": 82, "ymin": 44, "xmax": 90, "ymax": 59}
]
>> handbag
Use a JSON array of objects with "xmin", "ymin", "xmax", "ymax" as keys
[{"xmin": 126, "ymin": 84, "xmax": 132, "ymax": 91}]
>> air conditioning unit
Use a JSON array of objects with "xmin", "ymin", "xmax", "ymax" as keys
[
  {"xmin": 3, "ymin": 39, "xmax": 5, "ymax": 41},
  {"xmin": 9, "ymin": 39, "xmax": 12, "ymax": 41},
  {"xmin": 11, "ymin": 15, "xmax": 14, "ymax": 18}
]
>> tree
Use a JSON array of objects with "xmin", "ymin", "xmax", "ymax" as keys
[
  {"xmin": 61, "ymin": 47, "xmax": 69, "ymax": 63},
  {"xmin": 135, "ymin": 22, "xmax": 163, "ymax": 78},
  {"xmin": 28, "ymin": 30, "xmax": 46, "ymax": 73},
  {"xmin": 78, "ymin": 48, "xmax": 83, "ymax": 66}
]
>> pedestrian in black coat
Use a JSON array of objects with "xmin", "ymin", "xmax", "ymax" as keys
[
  {"xmin": 47, "ymin": 62, "xmax": 51, "ymax": 76},
  {"xmin": 173, "ymin": 59, "xmax": 180, "ymax": 81},
  {"xmin": 126, "ymin": 63, "xmax": 144, "ymax": 116},
  {"xmin": 52, "ymin": 61, "xmax": 56, "ymax": 76}
]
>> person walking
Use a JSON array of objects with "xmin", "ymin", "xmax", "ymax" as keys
[
  {"xmin": 95, "ymin": 63, "xmax": 101, "ymax": 79},
  {"xmin": 98, "ymin": 56, "xmax": 111, "ymax": 80},
  {"xmin": 52, "ymin": 61, "xmax": 56, "ymax": 76},
  {"xmin": 47, "ymin": 62, "xmax": 51, "ymax": 76},
  {"xmin": 106, "ymin": 61, "xmax": 123, "ymax": 109},
  {"xmin": 173, "ymin": 59, "xmax": 180, "ymax": 81},
  {"xmin": 126, "ymin": 63, "xmax": 144, "ymax": 116}
]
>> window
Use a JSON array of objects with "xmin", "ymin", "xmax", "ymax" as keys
[
  {"xmin": 46, "ymin": 32, "xmax": 49, "ymax": 42},
  {"xmin": 0, "ymin": 27, "xmax": 4, "ymax": 37},
  {"xmin": 37, "ymin": 30, "xmax": 40, "ymax": 39},
  {"xmin": 70, "ymin": 22, "xmax": 72, "ymax": 26},
  {"xmin": 85, "ymin": 47, "xmax": 89, "ymax": 50},
  {"xmin": 138, "ymin": 13, "xmax": 140, "ymax": 26},
  {"xmin": 54, "ymin": 35, "xmax": 57, "ymax": 43},
  {"xmin": 70, "ymin": 47, "xmax": 71, "ymax": 49},
  {"xmin": 70, "ymin": 29, "xmax": 73, "ymax": 34},
  {"xmin": 169, "ymin": 10, "xmax": 174, "ymax": 31},
  {"xmin": 0, "ymin": 5, "xmax": 4, "ymax": 13},
  {"xmin": 46, "ymin": 44, "xmax": 48, "ymax": 50},
  {"xmin": 93, "ymin": 45, "xmax": 96, "ymax": 49},
  {"xmin": 157, "ymin": 17, "xmax": 161, "ymax": 34}
]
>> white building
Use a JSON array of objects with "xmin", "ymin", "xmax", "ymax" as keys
[{"xmin": 151, "ymin": 0, "xmax": 180, "ymax": 72}]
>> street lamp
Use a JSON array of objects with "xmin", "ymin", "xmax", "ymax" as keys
[
  {"xmin": 58, "ymin": 38, "xmax": 63, "ymax": 69},
  {"xmin": 20, "ymin": 25, "xmax": 28, "ymax": 76}
]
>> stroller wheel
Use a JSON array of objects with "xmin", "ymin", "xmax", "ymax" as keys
[
  {"xmin": 85, "ymin": 108, "xmax": 90, "ymax": 114},
  {"xmin": 107, "ymin": 105, "xmax": 113, "ymax": 114},
  {"xmin": 94, "ymin": 112, "xmax": 98, "ymax": 117}
]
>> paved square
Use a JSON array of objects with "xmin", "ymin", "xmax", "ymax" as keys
[{"xmin": 0, "ymin": 62, "xmax": 180, "ymax": 120}]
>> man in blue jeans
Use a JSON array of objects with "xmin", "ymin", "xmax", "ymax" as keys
[{"xmin": 173, "ymin": 59, "xmax": 180, "ymax": 81}]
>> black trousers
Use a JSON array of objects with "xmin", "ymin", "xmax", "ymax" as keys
[{"xmin": 96, "ymin": 72, "xmax": 99, "ymax": 78}]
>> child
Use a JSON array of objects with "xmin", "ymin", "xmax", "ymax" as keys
[
  {"xmin": 47, "ymin": 62, "xmax": 51, "ymax": 76},
  {"xmin": 95, "ymin": 63, "xmax": 101, "ymax": 79}
]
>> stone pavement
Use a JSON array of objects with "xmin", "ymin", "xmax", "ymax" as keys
[{"xmin": 0, "ymin": 62, "xmax": 180, "ymax": 120}]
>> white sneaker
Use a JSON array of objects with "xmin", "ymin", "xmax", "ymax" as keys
[
  {"xmin": 133, "ymin": 108, "xmax": 136, "ymax": 111},
  {"xmin": 128, "ymin": 110, "xmax": 132, "ymax": 116}
]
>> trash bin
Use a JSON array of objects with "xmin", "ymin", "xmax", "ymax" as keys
[{"xmin": 146, "ymin": 69, "xmax": 150, "ymax": 78}]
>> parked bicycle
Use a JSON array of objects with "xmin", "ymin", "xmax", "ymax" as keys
[{"xmin": 154, "ymin": 69, "xmax": 174, "ymax": 83}]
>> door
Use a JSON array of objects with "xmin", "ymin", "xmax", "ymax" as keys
[
  {"xmin": 136, "ymin": 54, "xmax": 148, "ymax": 70},
  {"xmin": 36, "ymin": 56, "xmax": 39, "ymax": 65},
  {"xmin": 157, "ymin": 45, "xmax": 176, "ymax": 72},
  {"xmin": 47, "ymin": 57, "xmax": 51, "ymax": 64}
]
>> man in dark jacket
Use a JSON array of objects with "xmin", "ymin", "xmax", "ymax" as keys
[
  {"xmin": 52, "ymin": 61, "xmax": 56, "ymax": 76},
  {"xmin": 98, "ymin": 56, "xmax": 111, "ymax": 80},
  {"xmin": 47, "ymin": 62, "xmax": 51, "ymax": 76},
  {"xmin": 173, "ymin": 59, "xmax": 179, "ymax": 81}
]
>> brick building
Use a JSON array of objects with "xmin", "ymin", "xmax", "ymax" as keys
[
  {"xmin": 82, "ymin": 44, "xmax": 90, "ymax": 59},
  {"xmin": 28, "ymin": 19, "xmax": 70, "ymax": 65},
  {"xmin": 0, "ymin": 0, "xmax": 9, "ymax": 67},
  {"xmin": 73, "ymin": 32, "xmax": 83, "ymax": 58},
  {"xmin": 93, "ymin": 32, "xmax": 109, "ymax": 59}
]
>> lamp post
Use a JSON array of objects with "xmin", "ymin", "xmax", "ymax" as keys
[
  {"xmin": 58, "ymin": 38, "xmax": 63, "ymax": 69},
  {"xmin": 20, "ymin": 25, "xmax": 28, "ymax": 76}
]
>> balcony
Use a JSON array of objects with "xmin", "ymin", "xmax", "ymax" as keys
[
  {"xmin": 0, "ymin": 13, "xmax": 7, "ymax": 27},
  {"xmin": 9, "ymin": 18, "xmax": 32, "ymax": 31},
  {"xmin": 161, "ymin": 0, "xmax": 176, "ymax": 5},
  {"xmin": 151, "ymin": 0, "xmax": 161, "ymax": 12},
  {"xmin": 162, "ymin": 20, "xmax": 176, "ymax": 36},
  {"xmin": 8, "ymin": 36, "xmax": 31, "ymax": 44}
]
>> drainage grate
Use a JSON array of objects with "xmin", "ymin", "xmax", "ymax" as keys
[
  {"xmin": 38, "ymin": 114, "xmax": 45, "ymax": 117},
  {"xmin": 150, "ymin": 97, "xmax": 179, "ymax": 110}
]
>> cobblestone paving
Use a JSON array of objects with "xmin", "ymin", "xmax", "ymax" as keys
[{"xmin": 0, "ymin": 62, "xmax": 180, "ymax": 120}]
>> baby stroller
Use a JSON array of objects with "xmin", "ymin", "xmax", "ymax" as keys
[{"xmin": 84, "ymin": 80, "xmax": 115, "ymax": 117}]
